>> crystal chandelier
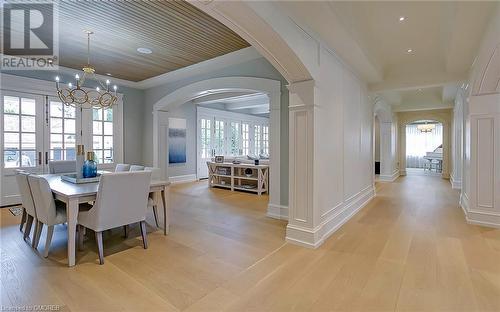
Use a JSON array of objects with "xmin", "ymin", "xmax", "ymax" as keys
[
  {"xmin": 55, "ymin": 31, "xmax": 117, "ymax": 109},
  {"xmin": 417, "ymin": 122, "xmax": 435, "ymax": 133}
]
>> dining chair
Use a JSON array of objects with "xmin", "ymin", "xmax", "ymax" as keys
[
  {"xmin": 49, "ymin": 160, "xmax": 76, "ymax": 174},
  {"xmin": 145, "ymin": 167, "xmax": 161, "ymax": 227},
  {"xmin": 77, "ymin": 171, "xmax": 152, "ymax": 264},
  {"xmin": 16, "ymin": 172, "xmax": 38, "ymax": 245},
  {"xmin": 27, "ymin": 175, "xmax": 68, "ymax": 257},
  {"xmin": 129, "ymin": 165, "xmax": 145, "ymax": 171},
  {"xmin": 114, "ymin": 163, "xmax": 130, "ymax": 172}
]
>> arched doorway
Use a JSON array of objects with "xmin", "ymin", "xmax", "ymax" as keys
[
  {"xmin": 152, "ymin": 76, "xmax": 283, "ymax": 217},
  {"xmin": 398, "ymin": 110, "xmax": 452, "ymax": 179},
  {"xmin": 405, "ymin": 120, "xmax": 444, "ymax": 175}
]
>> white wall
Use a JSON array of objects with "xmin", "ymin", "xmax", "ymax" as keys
[
  {"xmin": 461, "ymin": 3, "xmax": 500, "ymax": 227},
  {"xmin": 374, "ymin": 117, "xmax": 380, "ymax": 162},
  {"xmin": 451, "ymin": 89, "xmax": 465, "ymax": 189}
]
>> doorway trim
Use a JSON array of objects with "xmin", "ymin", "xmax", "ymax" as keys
[{"xmin": 152, "ymin": 76, "xmax": 282, "ymax": 217}]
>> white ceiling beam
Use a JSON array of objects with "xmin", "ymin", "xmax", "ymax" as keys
[
  {"xmin": 369, "ymin": 71, "xmax": 466, "ymax": 92},
  {"xmin": 225, "ymin": 101, "xmax": 269, "ymax": 110},
  {"xmin": 249, "ymin": 106, "xmax": 270, "ymax": 114}
]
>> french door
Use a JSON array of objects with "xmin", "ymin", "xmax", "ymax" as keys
[
  {"xmin": 0, "ymin": 93, "xmax": 81, "ymax": 205},
  {"xmin": 197, "ymin": 117, "xmax": 213, "ymax": 179}
]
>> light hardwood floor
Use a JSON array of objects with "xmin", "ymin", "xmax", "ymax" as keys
[{"xmin": 1, "ymin": 176, "xmax": 500, "ymax": 311}]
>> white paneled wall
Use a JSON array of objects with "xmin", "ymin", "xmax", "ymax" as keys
[
  {"xmin": 461, "ymin": 4, "xmax": 500, "ymax": 228},
  {"xmin": 287, "ymin": 45, "xmax": 374, "ymax": 247}
]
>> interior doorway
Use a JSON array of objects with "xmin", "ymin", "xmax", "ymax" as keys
[{"xmin": 405, "ymin": 120, "xmax": 443, "ymax": 176}]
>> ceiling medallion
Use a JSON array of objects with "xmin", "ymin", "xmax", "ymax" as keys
[{"xmin": 55, "ymin": 31, "xmax": 118, "ymax": 109}]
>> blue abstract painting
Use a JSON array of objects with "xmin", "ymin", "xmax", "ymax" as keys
[{"xmin": 168, "ymin": 118, "xmax": 187, "ymax": 164}]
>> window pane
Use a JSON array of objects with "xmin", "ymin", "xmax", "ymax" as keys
[
  {"xmin": 20, "ymin": 151, "xmax": 35, "ymax": 167},
  {"xmin": 21, "ymin": 133, "xmax": 36, "ymax": 149},
  {"xmin": 104, "ymin": 109, "xmax": 113, "ymax": 121},
  {"xmin": 4, "ymin": 150, "xmax": 19, "ymax": 168},
  {"xmin": 94, "ymin": 150, "xmax": 103, "ymax": 164},
  {"xmin": 93, "ymin": 121, "xmax": 102, "ymax": 135},
  {"xmin": 103, "ymin": 122, "xmax": 113, "ymax": 135},
  {"xmin": 64, "ymin": 119, "xmax": 75, "ymax": 134},
  {"xmin": 4, "ymin": 115, "xmax": 19, "ymax": 132},
  {"xmin": 64, "ymin": 134, "xmax": 75, "ymax": 147},
  {"xmin": 50, "ymin": 134, "xmax": 63, "ymax": 149},
  {"xmin": 93, "ymin": 108, "xmax": 103, "ymax": 121},
  {"xmin": 4, "ymin": 133, "xmax": 19, "ymax": 149},
  {"xmin": 21, "ymin": 98, "xmax": 36, "ymax": 115},
  {"xmin": 93, "ymin": 136, "xmax": 102, "ymax": 149},
  {"xmin": 50, "ymin": 101, "xmax": 63, "ymax": 117},
  {"xmin": 103, "ymin": 136, "xmax": 113, "ymax": 149},
  {"xmin": 4, "ymin": 96, "xmax": 19, "ymax": 114},
  {"xmin": 103, "ymin": 149, "xmax": 113, "ymax": 163},
  {"xmin": 50, "ymin": 118, "xmax": 62, "ymax": 133},
  {"xmin": 64, "ymin": 105, "xmax": 76, "ymax": 118},
  {"xmin": 21, "ymin": 116, "xmax": 36, "ymax": 132}
]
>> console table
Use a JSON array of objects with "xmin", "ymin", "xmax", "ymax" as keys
[{"xmin": 207, "ymin": 162, "xmax": 269, "ymax": 195}]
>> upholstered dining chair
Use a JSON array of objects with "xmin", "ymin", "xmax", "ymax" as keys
[
  {"xmin": 16, "ymin": 172, "xmax": 38, "ymax": 246},
  {"xmin": 27, "ymin": 175, "xmax": 68, "ymax": 257},
  {"xmin": 49, "ymin": 160, "xmax": 76, "ymax": 174},
  {"xmin": 77, "ymin": 171, "xmax": 152, "ymax": 264},
  {"xmin": 114, "ymin": 163, "xmax": 130, "ymax": 172},
  {"xmin": 129, "ymin": 165, "xmax": 145, "ymax": 171},
  {"xmin": 144, "ymin": 167, "xmax": 161, "ymax": 227}
]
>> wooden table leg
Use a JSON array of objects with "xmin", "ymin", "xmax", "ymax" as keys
[
  {"xmin": 67, "ymin": 198, "xmax": 79, "ymax": 267},
  {"xmin": 161, "ymin": 187, "xmax": 169, "ymax": 235}
]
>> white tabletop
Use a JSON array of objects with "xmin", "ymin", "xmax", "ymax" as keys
[{"xmin": 41, "ymin": 174, "xmax": 170, "ymax": 198}]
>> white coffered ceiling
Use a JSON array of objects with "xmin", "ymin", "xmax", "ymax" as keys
[
  {"xmin": 275, "ymin": 1, "xmax": 496, "ymax": 110},
  {"xmin": 194, "ymin": 92, "xmax": 270, "ymax": 116}
]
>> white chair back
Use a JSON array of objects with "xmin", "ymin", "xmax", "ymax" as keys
[
  {"xmin": 115, "ymin": 163, "xmax": 130, "ymax": 172},
  {"xmin": 129, "ymin": 165, "xmax": 145, "ymax": 171},
  {"xmin": 49, "ymin": 160, "xmax": 76, "ymax": 174},
  {"xmin": 84, "ymin": 171, "xmax": 152, "ymax": 232},
  {"xmin": 16, "ymin": 172, "xmax": 36, "ymax": 218},
  {"xmin": 144, "ymin": 167, "xmax": 161, "ymax": 180},
  {"xmin": 27, "ymin": 175, "xmax": 57, "ymax": 225}
]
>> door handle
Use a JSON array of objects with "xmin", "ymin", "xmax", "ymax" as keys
[{"xmin": 38, "ymin": 152, "xmax": 42, "ymax": 165}]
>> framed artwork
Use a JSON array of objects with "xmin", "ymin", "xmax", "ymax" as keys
[{"xmin": 168, "ymin": 118, "xmax": 187, "ymax": 164}]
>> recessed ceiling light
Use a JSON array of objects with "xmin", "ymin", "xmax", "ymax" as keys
[
  {"xmin": 399, "ymin": 16, "xmax": 406, "ymax": 22},
  {"xmin": 137, "ymin": 47, "xmax": 152, "ymax": 54},
  {"xmin": 407, "ymin": 49, "xmax": 413, "ymax": 53}
]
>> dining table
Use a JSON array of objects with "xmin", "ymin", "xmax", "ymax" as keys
[{"xmin": 42, "ymin": 173, "xmax": 171, "ymax": 267}]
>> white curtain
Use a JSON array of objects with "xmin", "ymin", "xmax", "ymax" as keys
[{"xmin": 406, "ymin": 123, "xmax": 443, "ymax": 168}]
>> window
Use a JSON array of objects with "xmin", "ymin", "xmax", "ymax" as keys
[
  {"xmin": 214, "ymin": 119, "xmax": 225, "ymax": 155},
  {"xmin": 49, "ymin": 101, "xmax": 76, "ymax": 161},
  {"xmin": 229, "ymin": 121, "xmax": 241, "ymax": 156},
  {"xmin": 254, "ymin": 124, "xmax": 262, "ymax": 155},
  {"xmin": 200, "ymin": 118, "xmax": 212, "ymax": 158},
  {"xmin": 3, "ymin": 96, "xmax": 37, "ymax": 168},
  {"xmin": 262, "ymin": 125, "xmax": 269, "ymax": 155},
  {"xmin": 242, "ymin": 123, "xmax": 250, "ymax": 156},
  {"xmin": 92, "ymin": 108, "xmax": 114, "ymax": 164}
]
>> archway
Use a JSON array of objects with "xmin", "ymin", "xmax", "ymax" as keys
[
  {"xmin": 397, "ymin": 110, "xmax": 452, "ymax": 179},
  {"xmin": 152, "ymin": 76, "xmax": 283, "ymax": 217},
  {"xmin": 405, "ymin": 120, "xmax": 444, "ymax": 175},
  {"xmin": 373, "ymin": 98, "xmax": 398, "ymax": 181}
]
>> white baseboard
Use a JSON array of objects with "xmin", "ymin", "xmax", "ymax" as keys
[
  {"xmin": 267, "ymin": 204, "xmax": 289, "ymax": 220},
  {"xmin": 450, "ymin": 174, "xmax": 462, "ymax": 190},
  {"xmin": 378, "ymin": 170, "xmax": 400, "ymax": 182},
  {"xmin": 285, "ymin": 185, "xmax": 375, "ymax": 248},
  {"xmin": 460, "ymin": 192, "xmax": 500, "ymax": 228},
  {"xmin": 168, "ymin": 174, "xmax": 198, "ymax": 184}
]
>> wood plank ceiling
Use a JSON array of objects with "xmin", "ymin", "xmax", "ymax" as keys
[{"xmin": 57, "ymin": 0, "xmax": 250, "ymax": 82}]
